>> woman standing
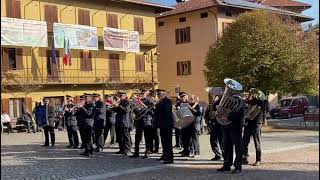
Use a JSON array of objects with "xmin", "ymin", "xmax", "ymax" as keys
[{"xmin": 42, "ymin": 98, "xmax": 56, "ymax": 147}]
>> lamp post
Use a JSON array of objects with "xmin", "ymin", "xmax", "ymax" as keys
[{"xmin": 144, "ymin": 51, "xmax": 159, "ymax": 90}]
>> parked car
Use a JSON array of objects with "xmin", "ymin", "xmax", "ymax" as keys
[{"xmin": 270, "ymin": 96, "xmax": 309, "ymax": 119}]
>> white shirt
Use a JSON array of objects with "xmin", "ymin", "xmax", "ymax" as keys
[{"xmin": 1, "ymin": 113, "xmax": 11, "ymax": 123}]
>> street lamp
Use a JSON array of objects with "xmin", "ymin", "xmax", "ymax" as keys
[{"xmin": 144, "ymin": 51, "xmax": 160, "ymax": 89}]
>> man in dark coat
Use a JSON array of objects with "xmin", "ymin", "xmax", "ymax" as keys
[
  {"xmin": 113, "ymin": 91, "xmax": 132, "ymax": 155},
  {"xmin": 93, "ymin": 93, "xmax": 106, "ymax": 152},
  {"xmin": 155, "ymin": 89, "xmax": 174, "ymax": 164},
  {"xmin": 242, "ymin": 88, "xmax": 266, "ymax": 166},
  {"xmin": 75, "ymin": 95, "xmax": 86, "ymax": 149},
  {"xmin": 149, "ymin": 90, "xmax": 160, "ymax": 153},
  {"xmin": 80, "ymin": 93, "xmax": 95, "ymax": 156},
  {"xmin": 42, "ymin": 98, "xmax": 56, "ymax": 147},
  {"xmin": 217, "ymin": 93, "xmax": 245, "ymax": 174},
  {"xmin": 104, "ymin": 94, "xmax": 116, "ymax": 147},
  {"xmin": 131, "ymin": 90, "xmax": 154, "ymax": 158},
  {"xmin": 64, "ymin": 96, "xmax": 79, "ymax": 148}
]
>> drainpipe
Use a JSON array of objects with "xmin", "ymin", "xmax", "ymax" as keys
[{"xmin": 208, "ymin": 9, "xmax": 219, "ymax": 44}]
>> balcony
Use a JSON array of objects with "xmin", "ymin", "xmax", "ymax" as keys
[{"xmin": 1, "ymin": 68, "xmax": 158, "ymax": 86}]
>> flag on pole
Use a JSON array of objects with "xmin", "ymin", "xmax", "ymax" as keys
[{"xmin": 63, "ymin": 37, "xmax": 71, "ymax": 65}]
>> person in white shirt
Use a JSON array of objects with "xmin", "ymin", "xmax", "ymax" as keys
[{"xmin": 1, "ymin": 111, "xmax": 13, "ymax": 134}]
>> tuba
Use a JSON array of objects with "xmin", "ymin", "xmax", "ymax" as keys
[{"xmin": 215, "ymin": 78, "xmax": 244, "ymax": 126}]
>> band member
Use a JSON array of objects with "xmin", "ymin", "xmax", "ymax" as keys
[
  {"xmin": 93, "ymin": 93, "xmax": 106, "ymax": 152},
  {"xmin": 174, "ymin": 95, "xmax": 182, "ymax": 149},
  {"xmin": 242, "ymin": 88, "xmax": 265, "ymax": 166},
  {"xmin": 113, "ymin": 91, "xmax": 132, "ymax": 155},
  {"xmin": 75, "ymin": 95, "xmax": 86, "ymax": 149},
  {"xmin": 217, "ymin": 91, "xmax": 245, "ymax": 174},
  {"xmin": 205, "ymin": 89, "xmax": 224, "ymax": 161},
  {"xmin": 149, "ymin": 90, "xmax": 160, "ymax": 153},
  {"xmin": 155, "ymin": 89, "xmax": 174, "ymax": 164},
  {"xmin": 188, "ymin": 95, "xmax": 201, "ymax": 158},
  {"xmin": 176, "ymin": 92, "xmax": 191, "ymax": 157},
  {"xmin": 104, "ymin": 94, "xmax": 116, "ymax": 146},
  {"xmin": 42, "ymin": 98, "xmax": 56, "ymax": 147},
  {"xmin": 80, "ymin": 93, "xmax": 95, "ymax": 156},
  {"xmin": 131, "ymin": 90, "xmax": 154, "ymax": 158},
  {"xmin": 64, "ymin": 96, "xmax": 79, "ymax": 148}
]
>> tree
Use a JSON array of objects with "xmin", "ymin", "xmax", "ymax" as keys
[{"xmin": 204, "ymin": 11, "xmax": 319, "ymax": 95}]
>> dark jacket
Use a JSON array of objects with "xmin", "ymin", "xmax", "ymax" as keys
[
  {"xmin": 106, "ymin": 104, "xmax": 116, "ymax": 126},
  {"xmin": 228, "ymin": 95, "xmax": 245, "ymax": 130},
  {"xmin": 189, "ymin": 102, "xmax": 201, "ymax": 131},
  {"xmin": 155, "ymin": 97, "xmax": 174, "ymax": 129},
  {"xmin": 83, "ymin": 102, "xmax": 96, "ymax": 127},
  {"xmin": 114, "ymin": 99, "xmax": 131, "ymax": 128},
  {"xmin": 134, "ymin": 97, "xmax": 154, "ymax": 129},
  {"xmin": 64, "ymin": 104, "xmax": 77, "ymax": 127},
  {"xmin": 93, "ymin": 100, "xmax": 106, "ymax": 128},
  {"xmin": 75, "ymin": 106, "xmax": 86, "ymax": 127}
]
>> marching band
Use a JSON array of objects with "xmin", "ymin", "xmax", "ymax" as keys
[{"xmin": 35, "ymin": 78, "xmax": 267, "ymax": 173}]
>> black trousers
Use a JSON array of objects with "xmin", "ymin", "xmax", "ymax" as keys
[
  {"xmin": 83, "ymin": 125, "xmax": 93, "ymax": 154},
  {"xmin": 182, "ymin": 126, "xmax": 192, "ymax": 154},
  {"xmin": 222, "ymin": 124, "xmax": 243, "ymax": 169},
  {"xmin": 242, "ymin": 123, "xmax": 262, "ymax": 162},
  {"xmin": 151, "ymin": 127, "xmax": 160, "ymax": 152},
  {"xmin": 118, "ymin": 127, "xmax": 131, "ymax": 153},
  {"xmin": 174, "ymin": 128, "xmax": 182, "ymax": 147},
  {"xmin": 189, "ymin": 126, "xmax": 200, "ymax": 155},
  {"xmin": 43, "ymin": 125, "xmax": 55, "ymax": 146},
  {"xmin": 94, "ymin": 127, "xmax": 105, "ymax": 149},
  {"xmin": 134, "ymin": 126, "xmax": 153, "ymax": 154},
  {"xmin": 210, "ymin": 124, "xmax": 224, "ymax": 158},
  {"xmin": 104, "ymin": 123, "xmax": 116, "ymax": 145},
  {"xmin": 160, "ymin": 128, "xmax": 173, "ymax": 160},
  {"xmin": 115, "ymin": 125, "xmax": 121, "ymax": 143},
  {"xmin": 67, "ymin": 126, "xmax": 79, "ymax": 146},
  {"xmin": 78, "ymin": 126, "xmax": 85, "ymax": 147}
]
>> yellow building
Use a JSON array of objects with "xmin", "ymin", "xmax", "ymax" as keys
[
  {"xmin": 156, "ymin": 0, "xmax": 312, "ymax": 103},
  {"xmin": 1, "ymin": 0, "xmax": 172, "ymax": 119}
]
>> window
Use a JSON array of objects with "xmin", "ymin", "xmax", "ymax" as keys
[
  {"xmin": 1, "ymin": 48, "xmax": 23, "ymax": 70},
  {"xmin": 226, "ymin": 11, "xmax": 232, "ymax": 17},
  {"xmin": 177, "ymin": 61, "xmax": 191, "ymax": 76},
  {"xmin": 135, "ymin": 55, "xmax": 145, "ymax": 72},
  {"xmin": 158, "ymin": 21, "xmax": 164, "ymax": 27},
  {"xmin": 107, "ymin": 14, "xmax": 118, "ymax": 29},
  {"xmin": 134, "ymin": 17, "xmax": 144, "ymax": 34},
  {"xmin": 80, "ymin": 51, "xmax": 92, "ymax": 71},
  {"xmin": 291, "ymin": 99, "xmax": 298, "ymax": 106},
  {"xmin": 6, "ymin": 0, "xmax": 21, "ymax": 18},
  {"xmin": 200, "ymin": 12, "xmax": 208, "ymax": 18},
  {"xmin": 44, "ymin": 5, "xmax": 58, "ymax": 32},
  {"xmin": 179, "ymin": 17, "xmax": 186, "ymax": 22},
  {"xmin": 222, "ymin": 22, "xmax": 231, "ymax": 32},
  {"xmin": 175, "ymin": 27, "xmax": 191, "ymax": 44},
  {"xmin": 109, "ymin": 54, "xmax": 120, "ymax": 81},
  {"xmin": 78, "ymin": 9, "xmax": 90, "ymax": 26}
]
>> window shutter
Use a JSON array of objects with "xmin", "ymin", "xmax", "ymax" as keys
[
  {"xmin": 108, "ymin": 14, "xmax": 118, "ymax": 28},
  {"xmin": 140, "ymin": 55, "xmax": 145, "ymax": 72},
  {"xmin": 51, "ymin": 6, "xmax": 58, "ymax": 22},
  {"xmin": 186, "ymin": 27, "xmax": 191, "ymax": 42},
  {"xmin": 83, "ymin": 10, "xmax": 90, "ymax": 26},
  {"xmin": 80, "ymin": 51, "xmax": 86, "ymax": 71},
  {"xmin": 78, "ymin": 9, "xmax": 84, "ymax": 25},
  {"xmin": 1, "ymin": 99, "xmax": 9, "ymax": 114},
  {"xmin": 2, "ymin": 48, "xmax": 10, "ymax": 70},
  {"xmin": 13, "ymin": 99, "xmax": 18, "ymax": 118},
  {"xmin": 113, "ymin": 15, "xmax": 118, "ymax": 28},
  {"xmin": 87, "ymin": 52, "xmax": 92, "ymax": 71},
  {"xmin": 13, "ymin": 0, "xmax": 21, "ymax": 18},
  {"xmin": 44, "ymin": 5, "xmax": 52, "ymax": 32},
  {"xmin": 15, "ymin": 48, "xmax": 23, "ymax": 70},
  {"xmin": 175, "ymin": 29, "xmax": 179, "ymax": 44},
  {"xmin": 139, "ymin": 18, "xmax": 144, "ymax": 34},
  {"xmin": 26, "ymin": 97, "xmax": 32, "ymax": 112},
  {"xmin": 187, "ymin": 61, "xmax": 191, "ymax": 75},
  {"xmin": 109, "ymin": 54, "xmax": 120, "ymax": 81},
  {"xmin": 177, "ymin": 62, "xmax": 181, "ymax": 75},
  {"xmin": 134, "ymin": 18, "xmax": 139, "ymax": 32},
  {"xmin": 6, "ymin": 0, "xmax": 13, "ymax": 17},
  {"xmin": 135, "ymin": 54, "xmax": 140, "ymax": 72}
]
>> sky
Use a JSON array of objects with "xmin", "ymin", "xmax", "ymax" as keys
[{"xmin": 150, "ymin": 0, "xmax": 319, "ymax": 25}]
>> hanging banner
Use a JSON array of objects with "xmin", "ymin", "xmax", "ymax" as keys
[
  {"xmin": 53, "ymin": 23, "xmax": 98, "ymax": 50},
  {"xmin": 104, "ymin": 27, "xmax": 140, "ymax": 53},
  {"xmin": 1, "ymin": 17, "xmax": 48, "ymax": 47}
]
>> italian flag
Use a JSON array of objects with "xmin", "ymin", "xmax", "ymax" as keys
[{"xmin": 63, "ymin": 37, "xmax": 71, "ymax": 65}]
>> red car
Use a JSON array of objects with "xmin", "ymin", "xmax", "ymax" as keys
[{"xmin": 270, "ymin": 96, "xmax": 309, "ymax": 119}]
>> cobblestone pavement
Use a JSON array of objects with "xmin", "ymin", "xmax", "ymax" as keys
[{"xmin": 1, "ymin": 129, "xmax": 319, "ymax": 180}]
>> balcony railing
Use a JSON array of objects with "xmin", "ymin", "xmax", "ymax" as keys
[{"xmin": 1, "ymin": 68, "xmax": 158, "ymax": 86}]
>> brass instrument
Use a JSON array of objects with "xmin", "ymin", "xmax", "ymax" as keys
[
  {"xmin": 215, "ymin": 78, "xmax": 244, "ymax": 126},
  {"xmin": 133, "ymin": 98, "xmax": 162, "ymax": 121},
  {"xmin": 242, "ymin": 88, "xmax": 266, "ymax": 123}
]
